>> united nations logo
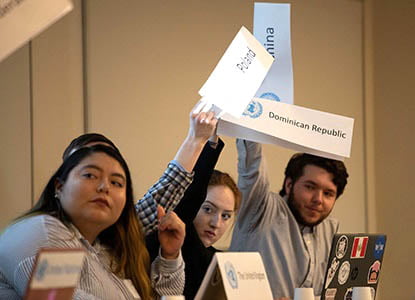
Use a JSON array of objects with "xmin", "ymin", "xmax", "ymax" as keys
[
  {"xmin": 35, "ymin": 259, "xmax": 48, "ymax": 280},
  {"xmin": 243, "ymin": 100, "xmax": 263, "ymax": 118},
  {"xmin": 224, "ymin": 261, "xmax": 238, "ymax": 289},
  {"xmin": 259, "ymin": 92, "xmax": 280, "ymax": 102}
]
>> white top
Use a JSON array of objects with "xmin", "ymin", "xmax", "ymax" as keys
[{"xmin": 0, "ymin": 214, "xmax": 184, "ymax": 299}]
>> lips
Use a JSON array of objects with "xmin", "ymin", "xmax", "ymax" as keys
[
  {"xmin": 91, "ymin": 197, "xmax": 110, "ymax": 207},
  {"xmin": 306, "ymin": 206, "xmax": 321, "ymax": 213},
  {"xmin": 204, "ymin": 230, "xmax": 216, "ymax": 239}
]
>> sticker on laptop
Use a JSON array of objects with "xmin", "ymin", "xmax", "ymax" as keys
[
  {"xmin": 325, "ymin": 288, "xmax": 337, "ymax": 300},
  {"xmin": 351, "ymin": 236, "xmax": 369, "ymax": 259},
  {"xmin": 374, "ymin": 236, "xmax": 386, "ymax": 259},
  {"xmin": 368, "ymin": 260, "xmax": 381, "ymax": 284},
  {"xmin": 325, "ymin": 257, "xmax": 340, "ymax": 289},
  {"xmin": 336, "ymin": 235, "xmax": 348, "ymax": 259},
  {"xmin": 344, "ymin": 287, "xmax": 353, "ymax": 300},
  {"xmin": 338, "ymin": 261, "xmax": 350, "ymax": 285}
]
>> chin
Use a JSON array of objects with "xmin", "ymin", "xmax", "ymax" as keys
[
  {"xmin": 202, "ymin": 239, "xmax": 214, "ymax": 248},
  {"xmin": 304, "ymin": 218, "xmax": 324, "ymax": 227}
]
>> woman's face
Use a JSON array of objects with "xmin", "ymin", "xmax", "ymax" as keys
[
  {"xmin": 56, "ymin": 152, "xmax": 127, "ymax": 242},
  {"xmin": 193, "ymin": 185, "xmax": 236, "ymax": 247}
]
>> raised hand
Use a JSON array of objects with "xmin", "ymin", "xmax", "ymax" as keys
[
  {"xmin": 173, "ymin": 101, "xmax": 219, "ymax": 172},
  {"xmin": 188, "ymin": 101, "xmax": 218, "ymax": 143},
  {"xmin": 157, "ymin": 205, "xmax": 186, "ymax": 259}
]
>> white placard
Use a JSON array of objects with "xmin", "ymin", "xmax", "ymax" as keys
[
  {"xmin": 199, "ymin": 26, "xmax": 274, "ymax": 117},
  {"xmin": 218, "ymin": 98, "xmax": 354, "ymax": 160},
  {"xmin": 30, "ymin": 249, "xmax": 85, "ymax": 289},
  {"xmin": 254, "ymin": 2, "xmax": 294, "ymax": 104},
  {"xmin": 0, "ymin": 0, "xmax": 73, "ymax": 62},
  {"xmin": 195, "ymin": 252, "xmax": 273, "ymax": 300}
]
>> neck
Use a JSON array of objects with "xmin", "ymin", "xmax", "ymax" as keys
[{"xmin": 73, "ymin": 221, "xmax": 104, "ymax": 244}]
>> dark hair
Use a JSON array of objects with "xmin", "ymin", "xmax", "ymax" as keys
[
  {"xmin": 22, "ymin": 145, "xmax": 152, "ymax": 300},
  {"xmin": 279, "ymin": 153, "xmax": 349, "ymax": 199},
  {"xmin": 208, "ymin": 170, "xmax": 241, "ymax": 212},
  {"xmin": 62, "ymin": 133, "xmax": 119, "ymax": 160}
]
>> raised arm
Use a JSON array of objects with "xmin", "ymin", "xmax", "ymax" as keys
[
  {"xmin": 173, "ymin": 137, "xmax": 224, "ymax": 224},
  {"xmin": 234, "ymin": 139, "xmax": 272, "ymax": 232},
  {"xmin": 136, "ymin": 106, "xmax": 218, "ymax": 235}
]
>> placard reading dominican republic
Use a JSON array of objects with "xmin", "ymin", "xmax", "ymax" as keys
[
  {"xmin": 25, "ymin": 248, "xmax": 86, "ymax": 300},
  {"xmin": 199, "ymin": 26, "xmax": 274, "ymax": 117},
  {"xmin": 0, "ymin": 0, "xmax": 73, "ymax": 62},
  {"xmin": 253, "ymin": 2, "xmax": 294, "ymax": 104},
  {"xmin": 195, "ymin": 252, "xmax": 273, "ymax": 300},
  {"xmin": 218, "ymin": 98, "xmax": 354, "ymax": 160}
]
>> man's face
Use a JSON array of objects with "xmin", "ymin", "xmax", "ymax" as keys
[{"xmin": 286, "ymin": 164, "xmax": 337, "ymax": 227}]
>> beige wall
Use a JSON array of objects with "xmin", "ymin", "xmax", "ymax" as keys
[
  {"xmin": 371, "ymin": 0, "xmax": 415, "ymax": 299},
  {"xmin": 1, "ymin": 0, "xmax": 413, "ymax": 297},
  {"xmin": 0, "ymin": 0, "xmax": 84, "ymax": 227},
  {"xmin": 0, "ymin": 46, "xmax": 31, "ymax": 229}
]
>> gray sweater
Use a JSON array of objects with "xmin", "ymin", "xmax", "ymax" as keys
[{"xmin": 230, "ymin": 139, "xmax": 338, "ymax": 299}]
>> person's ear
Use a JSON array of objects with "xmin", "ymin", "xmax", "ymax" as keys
[
  {"xmin": 285, "ymin": 178, "xmax": 293, "ymax": 195},
  {"xmin": 54, "ymin": 178, "xmax": 63, "ymax": 199}
]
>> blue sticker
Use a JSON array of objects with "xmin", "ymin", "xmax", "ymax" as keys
[
  {"xmin": 259, "ymin": 92, "xmax": 281, "ymax": 102},
  {"xmin": 374, "ymin": 236, "xmax": 386, "ymax": 259},
  {"xmin": 225, "ymin": 261, "xmax": 238, "ymax": 289},
  {"xmin": 243, "ymin": 100, "xmax": 263, "ymax": 118}
]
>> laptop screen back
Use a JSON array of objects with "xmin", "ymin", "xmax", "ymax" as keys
[{"xmin": 320, "ymin": 233, "xmax": 386, "ymax": 300}]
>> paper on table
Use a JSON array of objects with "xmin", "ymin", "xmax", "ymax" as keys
[
  {"xmin": 199, "ymin": 26, "xmax": 274, "ymax": 117},
  {"xmin": 218, "ymin": 98, "xmax": 354, "ymax": 160},
  {"xmin": 0, "ymin": 0, "xmax": 73, "ymax": 62}
]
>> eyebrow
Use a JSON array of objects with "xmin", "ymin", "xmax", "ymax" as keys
[
  {"xmin": 204, "ymin": 200, "xmax": 234, "ymax": 213},
  {"xmin": 81, "ymin": 164, "xmax": 126, "ymax": 181}
]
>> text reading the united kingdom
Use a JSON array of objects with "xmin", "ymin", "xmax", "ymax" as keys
[{"xmin": 237, "ymin": 271, "xmax": 266, "ymax": 282}]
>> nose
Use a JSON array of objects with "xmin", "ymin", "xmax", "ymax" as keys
[
  {"xmin": 209, "ymin": 214, "xmax": 220, "ymax": 228},
  {"xmin": 312, "ymin": 190, "xmax": 323, "ymax": 205},
  {"xmin": 97, "ymin": 178, "xmax": 109, "ymax": 193}
]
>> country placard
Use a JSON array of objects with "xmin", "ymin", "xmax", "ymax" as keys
[
  {"xmin": 218, "ymin": 98, "xmax": 354, "ymax": 160},
  {"xmin": 199, "ymin": 26, "xmax": 274, "ymax": 117}
]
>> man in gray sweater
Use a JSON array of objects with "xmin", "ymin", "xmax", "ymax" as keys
[{"xmin": 230, "ymin": 139, "xmax": 348, "ymax": 300}]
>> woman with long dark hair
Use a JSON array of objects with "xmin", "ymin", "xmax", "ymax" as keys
[{"xmin": 0, "ymin": 145, "xmax": 185, "ymax": 299}]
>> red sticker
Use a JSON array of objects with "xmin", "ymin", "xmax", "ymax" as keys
[
  {"xmin": 351, "ymin": 236, "xmax": 369, "ymax": 259},
  {"xmin": 368, "ymin": 260, "xmax": 381, "ymax": 284}
]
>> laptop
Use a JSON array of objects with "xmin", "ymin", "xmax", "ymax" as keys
[{"xmin": 320, "ymin": 234, "xmax": 387, "ymax": 300}]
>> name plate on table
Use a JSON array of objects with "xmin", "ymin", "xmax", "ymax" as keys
[
  {"xmin": 199, "ymin": 26, "xmax": 274, "ymax": 117},
  {"xmin": 0, "ymin": 0, "xmax": 73, "ymax": 62},
  {"xmin": 25, "ymin": 248, "xmax": 86, "ymax": 300},
  {"xmin": 195, "ymin": 252, "xmax": 273, "ymax": 300},
  {"xmin": 218, "ymin": 98, "xmax": 354, "ymax": 160}
]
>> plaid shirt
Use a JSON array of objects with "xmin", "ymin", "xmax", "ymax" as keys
[{"xmin": 135, "ymin": 161, "xmax": 194, "ymax": 235}]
